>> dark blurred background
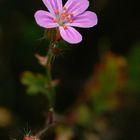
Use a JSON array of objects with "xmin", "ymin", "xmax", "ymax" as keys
[{"xmin": 0, "ymin": 0, "xmax": 140, "ymax": 140}]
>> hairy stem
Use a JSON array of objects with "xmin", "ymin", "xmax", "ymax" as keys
[
  {"xmin": 46, "ymin": 42, "xmax": 56, "ymax": 108},
  {"xmin": 36, "ymin": 44, "xmax": 56, "ymax": 140}
]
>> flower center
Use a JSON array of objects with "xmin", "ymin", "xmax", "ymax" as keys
[{"xmin": 53, "ymin": 7, "xmax": 73, "ymax": 27}]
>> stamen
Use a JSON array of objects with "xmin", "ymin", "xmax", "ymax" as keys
[
  {"xmin": 64, "ymin": 26, "xmax": 68, "ymax": 30},
  {"xmin": 61, "ymin": 13, "xmax": 66, "ymax": 19},
  {"xmin": 54, "ymin": 9, "xmax": 59, "ymax": 15},
  {"xmin": 53, "ymin": 18, "xmax": 58, "ymax": 23},
  {"xmin": 69, "ymin": 19, "xmax": 73, "ymax": 23}
]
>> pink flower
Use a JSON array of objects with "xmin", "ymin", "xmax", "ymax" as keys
[{"xmin": 34, "ymin": 0, "xmax": 98, "ymax": 44}]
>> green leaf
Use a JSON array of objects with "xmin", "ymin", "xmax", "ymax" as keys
[{"xmin": 21, "ymin": 71, "xmax": 48, "ymax": 95}]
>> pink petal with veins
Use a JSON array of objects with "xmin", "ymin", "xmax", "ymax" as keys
[
  {"xmin": 59, "ymin": 26, "xmax": 82, "ymax": 44},
  {"xmin": 67, "ymin": 11, "xmax": 98, "ymax": 28},
  {"xmin": 43, "ymin": 0, "xmax": 63, "ymax": 14},
  {"xmin": 34, "ymin": 10, "xmax": 58, "ymax": 28},
  {"xmin": 64, "ymin": 0, "xmax": 89, "ymax": 16}
]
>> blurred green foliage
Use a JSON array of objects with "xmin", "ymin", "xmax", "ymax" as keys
[
  {"xmin": 128, "ymin": 41, "xmax": 140, "ymax": 92},
  {"xmin": 21, "ymin": 71, "xmax": 47, "ymax": 95}
]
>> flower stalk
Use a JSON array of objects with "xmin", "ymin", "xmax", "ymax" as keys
[{"xmin": 45, "ymin": 42, "xmax": 56, "ymax": 108}]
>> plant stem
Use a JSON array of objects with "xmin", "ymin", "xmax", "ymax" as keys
[
  {"xmin": 36, "ymin": 45, "xmax": 56, "ymax": 139},
  {"xmin": 46, "ymin": 42, "xmax": 56, "ymax": 108}
]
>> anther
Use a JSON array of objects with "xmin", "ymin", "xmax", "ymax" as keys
[
  {"xmin": 69, "ymin": 20, "xmax": 73, "ymax": 23},
  {"xmin": 53, "ymin": 18, "xmax": 57, "ymax": 23},
  {"xmin": 64, "ymin": 26, "xmax": 68, "ymax": 30},
  {"xmin": 54, "ymin": 9, "xmax": 59, "ymax": 15}
]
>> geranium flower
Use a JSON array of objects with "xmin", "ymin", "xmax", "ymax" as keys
[{"xmin": 34, "ymin": 0, "xmax": 98, "ymax": 44}]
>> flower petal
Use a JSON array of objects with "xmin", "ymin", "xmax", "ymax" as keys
[
  {"xmin": 59, "ymin": 26, "xmax": 82, "ymax": 44},
  {"xmin": 34, "ymin": 10, "xmax": 58, "ymax": 28},
  {"xmin": 64, "ymin": 0, "xmax": 89, "ymax": 16},
  {"xmin": 43, "ymin": 0, "xmax": 63, "ymax": 14},
  {"xmin": 67, "ymin": 11, "xmax": 98, "ymax": 28}
]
